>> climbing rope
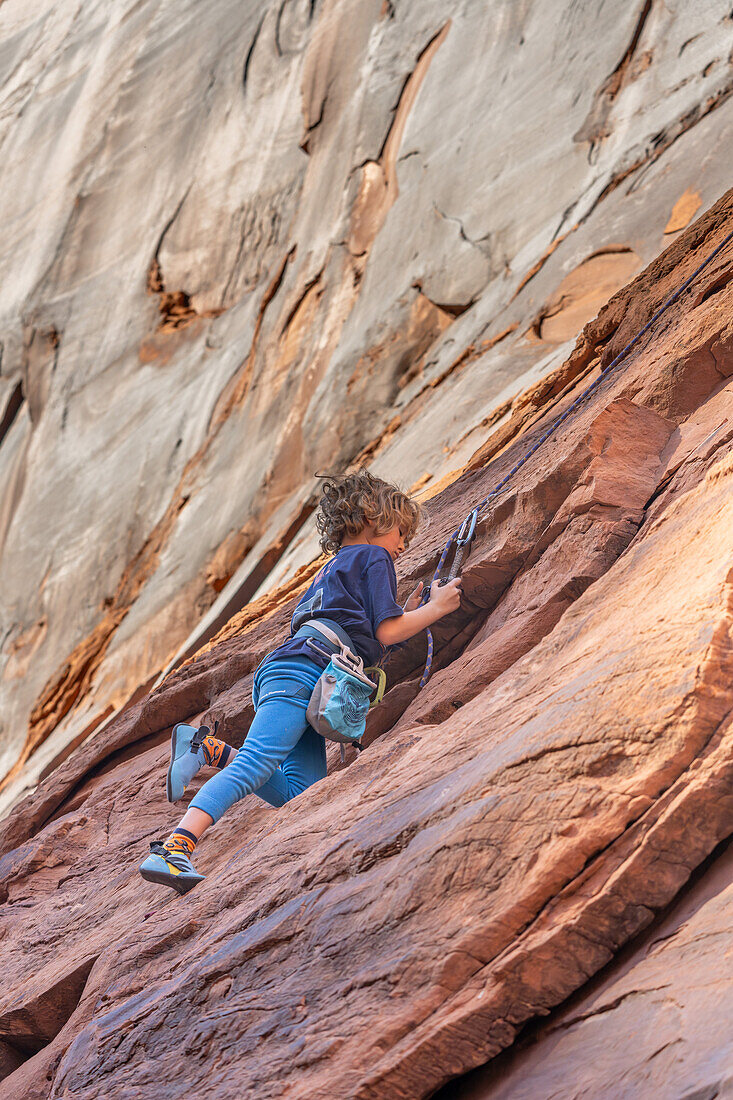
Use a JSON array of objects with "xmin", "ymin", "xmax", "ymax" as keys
[{"xmin": 417, "ymin": 226, "xmax": 733, "ymax": 688}]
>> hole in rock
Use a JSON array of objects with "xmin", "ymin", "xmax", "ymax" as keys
[
  {"xmin": 0, "ymin": 956, "xmax": 97, "ymax": 1083},
  {"xmin": 694, "ymin": 268, "xmax": 732, "ymax": 307}
]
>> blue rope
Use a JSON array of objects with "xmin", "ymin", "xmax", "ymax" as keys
[{"xmin": 417, "ymin": 226, "xmax": 733, "ymax": 689}]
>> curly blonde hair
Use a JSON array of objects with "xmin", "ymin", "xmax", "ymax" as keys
[{"xmin": 315, "ymin": 470, "xmax": 421, "ymax": 555}]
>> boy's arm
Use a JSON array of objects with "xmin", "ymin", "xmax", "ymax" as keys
[{"xmin": 376, "ymin": 577, "xmax": 462, "ymax": 646}]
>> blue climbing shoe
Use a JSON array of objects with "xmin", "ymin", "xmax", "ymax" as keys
[
  {"xmin": 139, "ymin": 841, "xmax": 205, "ymax": 895},
  {"xmin": 166, "ymin": 723, "xmax": 207, "ymax": 803}
]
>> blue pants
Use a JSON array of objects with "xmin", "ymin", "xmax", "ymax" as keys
[{"xmin": 189, "ymin": 656, "xmax": 326, "ymax": 824}]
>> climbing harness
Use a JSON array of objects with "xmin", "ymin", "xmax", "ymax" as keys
[{"xmin": 416, "ymin": 226, "xmax": 733, "ymax": 688}]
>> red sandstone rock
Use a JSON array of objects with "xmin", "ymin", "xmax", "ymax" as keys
[
  {"xmin": 447, "ymin": 839, "xmax": 733, "ymax": 1100},
  {"xmin": 0, "ymin": 195, "xmax": 732, "ymax": 1098}
]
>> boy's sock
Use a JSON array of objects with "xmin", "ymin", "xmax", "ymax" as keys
[
  {"xmin": 199, "ymin": 733, "xmax": 234, "ymax": 770},
  {"xmin": 163, "ymin": 828, "xmax": 198, "ymax": 856}
]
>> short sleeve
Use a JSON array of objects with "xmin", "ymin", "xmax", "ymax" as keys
[{"xmin": 364, "ymin": 553, "xmax": 404, "ymax": 632}]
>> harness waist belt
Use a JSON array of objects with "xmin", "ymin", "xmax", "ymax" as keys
[{"xmin": 294, "ymin": 618, "xmax": 356, "ymax": 655}]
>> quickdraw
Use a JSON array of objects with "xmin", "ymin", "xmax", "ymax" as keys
[{"xmin": 418, "ymin": 508, "xmax": 479, "ymax": 688}]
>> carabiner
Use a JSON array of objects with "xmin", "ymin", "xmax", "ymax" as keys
[
  {"xmin": 447, "ymin": 507, "xmax": 478, "ymax": 581},
  {"xmin": 456, "ymin": 507, "xmax": 478, "ymax": 548}
]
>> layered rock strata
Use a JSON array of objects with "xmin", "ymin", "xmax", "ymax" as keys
[
  {"xmin": 0, "ymin": 191, "xmax": 731, "ymax": 1098},
  {"xmin": 445, "ymin": 839, "xmax": 733, "ymax": 1099}
]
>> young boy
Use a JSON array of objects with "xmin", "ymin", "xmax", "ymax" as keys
[{"xmin": 139, "ymin": 470, "xmax": 462, "ymax": 894}]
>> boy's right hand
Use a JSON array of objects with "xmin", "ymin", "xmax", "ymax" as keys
[{"xmin": 428, "ymin": 576, "xmax": 462, "ymax": 616}]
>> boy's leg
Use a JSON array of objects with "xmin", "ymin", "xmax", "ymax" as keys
[
  {"xmin": 167, "ymin": 724, "xmax": 236, "ymax": 803},
  {"xmin": 140, "ymin": 663, "xmax": 322, "ymax": 894},
  {"xmin": 140, "ymin": 692, "xmax": 311, "ymax": 895},
  {"xmin": 186, "ymin": 682, "xmax": 313, "ymax": 825},
  {"xmin": 254, "ymin": 725, "xmax": 327, "ymax": 808}
]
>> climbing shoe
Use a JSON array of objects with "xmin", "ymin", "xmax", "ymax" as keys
[
  {"xmin": 166, "ymin": 723, "xmax": 207, "ymax": 803},
  {"xmin": 139, "ymin": 841, "xmax": 205, "ymax": 896}
]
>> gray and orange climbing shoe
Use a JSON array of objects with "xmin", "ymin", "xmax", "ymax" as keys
[
  {"xmin": 166, "ymin": 723, "xmax": 206, "ymax": 803},
  {"xmin": 139, "ymin": 841, "xmax": 205, "ymax": 896}
]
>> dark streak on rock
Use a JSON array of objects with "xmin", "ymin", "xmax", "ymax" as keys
[
  {"xmin": 679, "ymin": 33, "xmax": 702, "ymax": 57},
  {"xmin": 242, "ymin": 14, "xmax": 265, "ymax": 90},
  {"xmin": 0, "ymin": 381, "xmax": 24, "ymax": 450},
  {"xmin": 280, "ymin": 269, "xmax": 324, "ymax": 336}
]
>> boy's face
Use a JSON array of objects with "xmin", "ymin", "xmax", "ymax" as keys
[{"xmin": 367, "ymin": 523, "xmax": 405, "ymax": 561}]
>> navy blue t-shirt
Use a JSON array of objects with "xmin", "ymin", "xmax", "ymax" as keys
[{"xmin": 268, "ymin": 544, "xmax": 404, "ymax": 668}]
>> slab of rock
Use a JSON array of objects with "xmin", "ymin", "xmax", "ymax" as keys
[
  {"xmin": 0, "ymin": 192, "xmax": 731, "ymax": 1098},
  {"xmin": 2, "ymin": 0, "xmax": 733, "ymax": 816},
  {"xmin": 446, "ymin": 839, "xmax": 733, "ymax": 1100}
]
